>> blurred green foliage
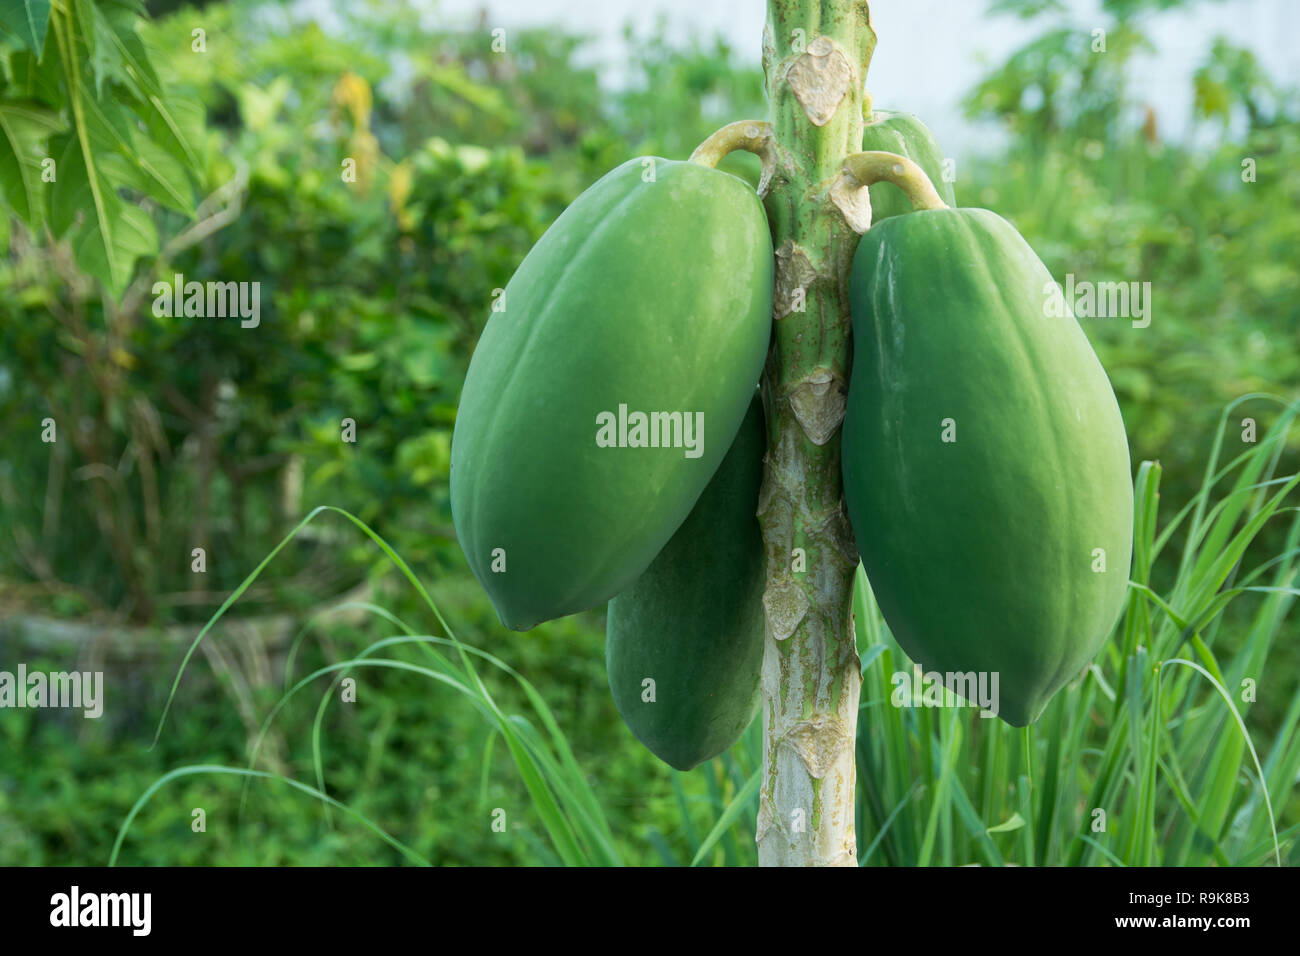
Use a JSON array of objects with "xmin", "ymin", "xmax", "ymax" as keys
[{"xmin": 1, "ymin": 0, "xmax": 1297, "ymax": 864}]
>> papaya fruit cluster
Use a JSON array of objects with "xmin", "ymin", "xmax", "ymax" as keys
[
  {"xmin": 450, "ymin": 157, "xmax": 772, "ymax": 769},
  {"xmin": 450, "ymin": 109, "xmax": 1134, "ymax": 769}
]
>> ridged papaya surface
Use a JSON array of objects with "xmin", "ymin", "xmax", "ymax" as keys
[
  {"xmin": 862, "ymin": 110, "xmax": 956, "ymax": 223},
  {"xmin": 606, "ymin": 397, "xmax": 766, "ymax": 771},
  {"xmin": 843, "ymin": 207, "xmax": 1133, "ymax": 726},
  {"xmin": 451, "ymin": 158, "xmax": 773, "ymax": 631}
]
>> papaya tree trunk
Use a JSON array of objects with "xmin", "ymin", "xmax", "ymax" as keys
[{"xmin": 755, "ymin": 0, "xmax": 876, "ymax": 867}]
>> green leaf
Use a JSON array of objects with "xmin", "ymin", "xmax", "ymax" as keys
[
  {"xmin": 339, "ymin": 352, "xmax": 380, "ymax": 371},
  {"xmin": 131, "ymin": 93, "xmax": 204, "ymax": 173},
  {"xmin": 236, "ymin": 77, "xmax": 292, "ymax": 133},
  {"xmin": 79, "ymin": 93, "xmax": 193, "ymax": 213},
  {"xmin": 395, "ymin": 323, "xmax": 453, "ymax": 387},
  {"xmin": 7, "ymin": 46, "xmax": 67, "ymax": 109},
  {"xmin": 69, "ymin": 198, "xmax": 156, "ymax": 294},
  {"xmin": 102, "ymin": 1, "xmax": 200, "ymax": 170},
  {"xmin": 50, "ymin": 133, "xmax": 156, "ymax": 294},
  {"xmin": 46, "ymin": 131, "xmax": 82, "ymax": 235},
  {"xmin": 0, "ymin": 98, "xmax": 63, "ymax": 223},
  {"xmin": 0, "ymin": 0, "xmax": 52, "ymax": 55},
  {"xmin": 72, "ymin": 0, "xmax": 134, "ymax": 98},
  {"xmin": 987, "ymin": 812, "xmax": 1026, "ymax": 834},
  {"xmin": 99, "ymin": 0, "xmax": 160, "ymax": 93}
]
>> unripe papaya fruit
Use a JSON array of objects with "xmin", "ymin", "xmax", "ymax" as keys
[
  {"xmin": 862, "ymin": 110, "xmax": 956, "ymax": 222},
  {"xmin": 451, "ymin": 157, "xmax": 773, "ymax": 631},
  {"xmin": 606, "ymin": 396, "xmax": 766, "ymax": 771},
  {"xmin": 843, "ymin": 207, "xmax": 1132, "ymax": 726}
]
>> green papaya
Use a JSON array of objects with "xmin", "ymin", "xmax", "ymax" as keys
[
  {"xmin": 862, "ymin": 110, "xmax": 956, "ymax": 223},
  {"xmin": 842, "ymin": 207, "xmax": 1133, "ymax": 726},
  {"xmin": 451, "ymin": 157, "xmax": 773, "ymax": 631},
  {"xmin": 606, "ymin": 396, "xmax": 766, "ymax": 771}
]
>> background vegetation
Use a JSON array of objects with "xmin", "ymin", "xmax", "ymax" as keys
[{"xmin": 1, "ymin": 0, "xmax": 1297, "ymax": 865}]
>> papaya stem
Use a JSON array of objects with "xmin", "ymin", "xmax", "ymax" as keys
[
  {"xmin": 689, "ymin": 120, "xmax": 777, "ymax": 185},
  {"xmin": 756, "ymin": 0, "xmax": 874, "ymax": 867},
  {"xmin": 843, "ymin": 150, "xmax": 948, "ymax": 211}
]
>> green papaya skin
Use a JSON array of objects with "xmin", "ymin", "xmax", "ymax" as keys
[
  {"xmin": 451, "ymin": 157, "xmax": 773, "ymax": 631},
  {"xmin": 606, "ymin": 397, "xmax": 766, "ymax": 771},
  {"xmin": 843, "ymin": 207, "xmax": 1133, "ymax": 726},
  {"xmin": 862, "ymin": 110, "xmax": 956, "ymax": 222}
]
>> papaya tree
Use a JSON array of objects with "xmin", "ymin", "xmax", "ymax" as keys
[
  {"xmin": 0, "ymin": 0, "xmax": 203, "ymax": 296},
  {"xmin": 452, "ymin": 0, "xmax": 1132, "ymax": 867}
]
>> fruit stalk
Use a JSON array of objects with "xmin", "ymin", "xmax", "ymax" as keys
[
  {"xmin": 843, "ymin": 150, "xmax": 948, "ymax": 211},
  {"xmin": 755, "ymin": 0, "xmax": 876, "ymax": 866}
]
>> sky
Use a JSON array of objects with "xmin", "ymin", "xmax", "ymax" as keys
[{"xmin": 424, "ymin": 0, "xmax": 1299, "ymax": 152}]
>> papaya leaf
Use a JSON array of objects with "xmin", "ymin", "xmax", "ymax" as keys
[
  {"xmin": 99, "ymin": 0, "xmax": 160, "ymax": 93},
  {"xmin": 130, "ymin": 93, "xmax": 203, "ymax": 172},
  {"xmin": 101, "ymin": 131, "xmax": 192, "ymax": 213},
  {"xmin": 50, "ymin": 132, "xmax": 156, "ymax": 294},
  {"xmin": 7, "ymin": 45, "xmax": 66, "ymax": 109},
  {"xmin": 44, "ymin": 130, "xmax": 76, "ymax": 231},
  {"xmin": 101, "ymin": 1, "xmax": 199, "ymax": 170},
  {"xmin": 69, "ymin": 197, "xmax": 156, "ymax": 294},
  {"xmin": 79, "ymin": 91, "xmax": 193, "ymax": 213},
  {"xmin": 0, "ymin": 98, "xmax": 63, "ymax": 223},
  {"xmin": 0, "ymin": 0, "xmax": 52, "ymax": 56},
  {"xmin": 71, "ymin": 0, "xmax": 134, "ymax": 98}
]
